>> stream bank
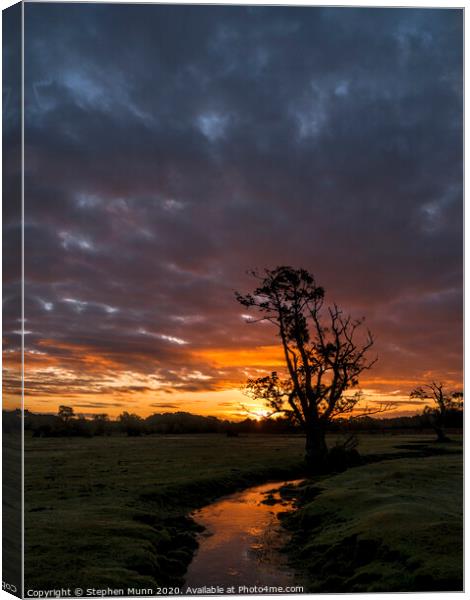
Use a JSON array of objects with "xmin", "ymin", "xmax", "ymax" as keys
[{"xmin": 184, "ymin": 480, "xmax": 303, "ymax": 590}]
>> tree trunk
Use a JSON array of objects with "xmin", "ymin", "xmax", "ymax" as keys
[
  {"xmin": 431, "ymin": 414, "xmax": 451, "ymax": 443},
  {"xmin": 305, "ymin": 424, "xmax": 328, "ymax": 471},
  {"xmin": 435, "ymin": 425, "xmax": 451, "ymax": 443}
]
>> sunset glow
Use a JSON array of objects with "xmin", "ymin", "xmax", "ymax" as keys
[
  {"xmin": 3, "ymin": 338, "xmax": 461, "ymax": 419},
  {"xmin": 2, "ymin": 5, "xmax": 462, "ymax": 422}
]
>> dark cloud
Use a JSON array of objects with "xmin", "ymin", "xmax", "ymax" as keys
[
  {"xmin": 74, "ymin": 402, "xmax": 125, "ymax": 409},
  {"xmin": 17, "ymin": 5, "xmax": 463, "ymax": 409}
]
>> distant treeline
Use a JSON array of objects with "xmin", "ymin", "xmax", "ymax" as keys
[{"xmin": 2, "ymin": 405, "xmax": 463, "ymax": 438}]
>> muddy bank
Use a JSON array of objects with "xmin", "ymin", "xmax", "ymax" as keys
[
  {"xmin": 132, "ymin": 440, "xmax": 461, "ymax": 590},
  {"xmin": 132, "ymin": 464, "xmax": 306, "ymax": 586},
  {"xmin": 184, "ymin": 480, "xmax": 303, "ymax": 589}
]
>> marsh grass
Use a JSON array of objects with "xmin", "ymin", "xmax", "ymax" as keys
[
  {"xmin": 284, "ymin": 448, "xmax": 463, "ymax": 592},
  {"xmin": 25, "ymin": 434, "xmax": 305, "ymax": 590},
  {"xmin": 24, "ymin": 433, "xmax": 462, "ymax": 592}
]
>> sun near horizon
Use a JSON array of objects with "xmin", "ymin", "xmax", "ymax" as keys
[
  {"xmin": 3, "ymin": 5, "xmax": 462, "ymax": 425},
  {"xmin": 5, "ymin": 336, "xmax": 462, "ymax": 420}
]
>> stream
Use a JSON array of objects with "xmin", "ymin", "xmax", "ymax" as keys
[{"xmin": 184, "ymin": 479, "xmax": 303, "ymax": 590}]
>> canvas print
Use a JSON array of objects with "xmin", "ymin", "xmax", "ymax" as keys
[{"xmin": 2, "ymin": 2, "xmax": 463, "ymax": 597}]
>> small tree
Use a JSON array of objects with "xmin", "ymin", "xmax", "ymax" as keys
[
  {"xmin": 118, "ymin": 412, "xmax": 145, "ymax": 436},
  {"xmin": 236, "ymin": 266, "xmax": 386, "ymax": 470},
  {"xmin": 93, "ymin": 413, "xmax": 110, "ymax": 436},
  {"xmin": 410, "ymin": 382, "xmax": 463, "ymax": 442},
  {"xmin": 58, "ymin": 405, "xmax": 74, "ymax": 423}
]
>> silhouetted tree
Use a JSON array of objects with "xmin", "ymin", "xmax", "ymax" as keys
[
  {"xmin": 236, "ymin": 266, "xmax": 387, "ymax": 470},
  {"xmin": 58, "ymin": 405, "xmax": 74, "ymax": 423},
  {"xmin": 410, "ymin": 382, "xmax": 463, "ymax": 442},
  {"xmin": 118, "ymin": 411, "xmax": 145, "ymax": 436},
  {"xmin": 93, "ymin": 413, "xmax": 110, "ymax": 436}
]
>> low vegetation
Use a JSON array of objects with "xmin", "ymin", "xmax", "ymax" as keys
[
  {"xmin": 23, "ymin": 432, "xmax": 462, "ymax": 593},
  {"xmin": 283, "ymin": 446, "xmax": 463, "ymax": 592},
  {"xmin": 24, "ymin": 433, "xmax": 304, "ymax": 590}
]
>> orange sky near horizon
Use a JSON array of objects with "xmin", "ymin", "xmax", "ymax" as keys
[
  {"xmin": 3, "ymin": 6, "xmax": 462, "ymax": 430},
  {"xmin": 3, "ymin": 341, "xmax": 462, "ymax": 420}
]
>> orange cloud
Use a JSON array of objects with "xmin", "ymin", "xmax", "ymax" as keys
[
  {"xmin": 8, "ymin": 337, "xmax": 460, "ymax": 420},
  {"xmin": 192, "ymin": 345, "xmax": 284, "ymax": 368}
]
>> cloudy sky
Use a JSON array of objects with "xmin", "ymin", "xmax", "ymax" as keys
[{"xmin": 5, "ymin": 4, "xmax": 463, "ymax": 418}]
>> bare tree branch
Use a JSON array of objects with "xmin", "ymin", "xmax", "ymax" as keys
[{"xmin": 236, "ymin": 267, "xmax": 380, "ymax": 465}]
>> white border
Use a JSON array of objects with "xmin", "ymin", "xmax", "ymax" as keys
[{"xmin": 0, "ymin": 2, "xmax": 465, "ymax": 600}]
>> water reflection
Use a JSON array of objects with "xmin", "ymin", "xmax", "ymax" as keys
[{"xmin": 184, "ymin": 480, "xmax": 302, "ymax": 588}]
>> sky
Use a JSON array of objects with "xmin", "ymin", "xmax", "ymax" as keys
[{"xmin": 4, "ymin": 4, "xmax": 463, "ymax": 419}]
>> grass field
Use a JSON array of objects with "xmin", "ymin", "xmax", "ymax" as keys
[
  {"xmin": 23, "ymin": 432, "xmax": 462, "ymax": 593},
  {"xmin": 284, "ymin": 451, "xmax": 463, "ymax": 592}
]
